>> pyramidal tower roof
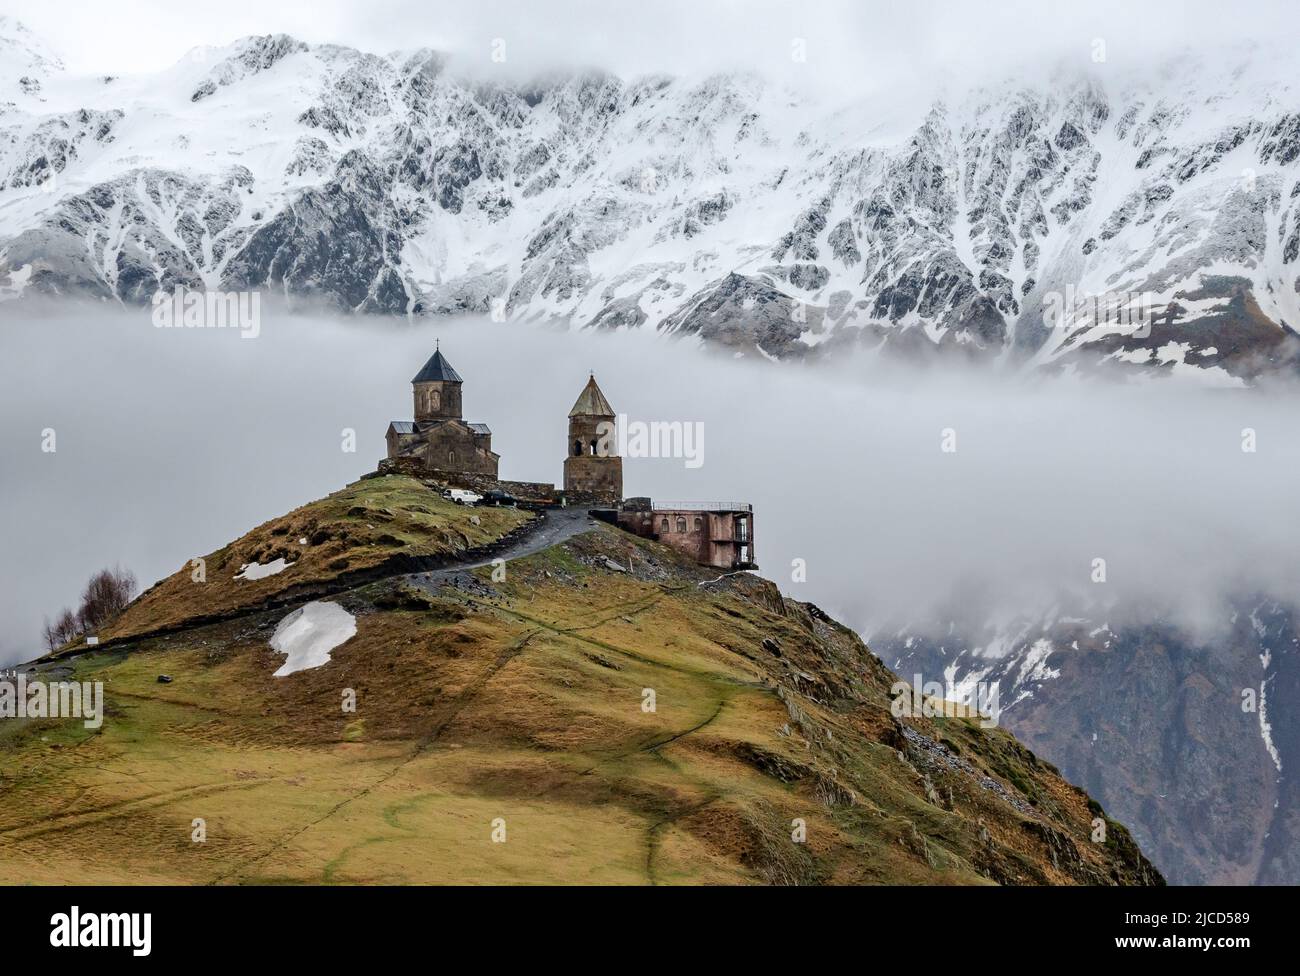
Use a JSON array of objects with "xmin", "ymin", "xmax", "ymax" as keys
[
  {"xmin": 569, "ymin": 374, "xmax": 615, "ymax": 417},
  {"xmin": 412, "ymin": 346, "xmax": 463, "ymax": 384}
]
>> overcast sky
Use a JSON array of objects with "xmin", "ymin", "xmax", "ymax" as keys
[{"xmin": 6, "ymin": 0, "xmax": 1299, "ymax": 94}]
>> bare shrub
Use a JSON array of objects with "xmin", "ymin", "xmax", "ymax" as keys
[
  {"xmin": 77, "ymin": 566, "xmax": 137, "ymax": 632},
  {"xmin": 42, "ymin": 607, "xmax": 83, "ymax": 651},
  {"xmin": 43, "ymin": 566, "xmax": 137, "ymax": 651}
]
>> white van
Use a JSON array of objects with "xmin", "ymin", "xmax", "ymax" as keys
[{"xmin": 443, "ymin": 488, "xmax": 482, "ymax": 506}]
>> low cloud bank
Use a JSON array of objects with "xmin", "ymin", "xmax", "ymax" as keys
[{"xmin": 2, "ymin": 302, "xmax": 1298, "ymax": 663}]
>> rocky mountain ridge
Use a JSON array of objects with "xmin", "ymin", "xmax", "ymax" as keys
[{"xmin": 2, "ymin": 21, "xmax": 1300, "ymax": 381}]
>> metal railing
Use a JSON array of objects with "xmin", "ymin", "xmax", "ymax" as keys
[{"xmin": 649, "ymin": 501, "xmax": 753, "ymax": 513}]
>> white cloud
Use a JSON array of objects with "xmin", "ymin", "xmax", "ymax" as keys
[{"xmin": 6, "ymin": 0, "xmax": 1298, "ymax": 97}]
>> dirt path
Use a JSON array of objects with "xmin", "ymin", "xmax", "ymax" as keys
[
  {"xmin": 391, "ymin": 506, "xmax": 598, "ymax": 595},
  {"xmin": 0, "ymin": 780, "xmax": 269, "ymax": 844}
]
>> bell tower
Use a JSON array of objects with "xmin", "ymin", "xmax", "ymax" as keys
[
  {"xmin": 412, "ymin": 342, "xmax": 463, "ymax": 422},
  {"xmin": 563, "ymin": 374, "xmax": 622, "ymax": 505}
]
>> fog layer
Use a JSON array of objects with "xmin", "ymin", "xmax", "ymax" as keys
[
  {"xmin": 10, "ymin": 0, "xmax": 1300, "ymax": 98},
  {"xmin": 2, "ymin": 304, "xmax": 1298, "ymax": 665}
]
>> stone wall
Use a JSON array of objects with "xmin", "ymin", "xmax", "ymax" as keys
[
  {"xmin": 375, "ymin": 458, "xmax": 561, "ymax": 506},
  {"xmin": 413, "ymin": 380, "xmax": 462, "ymax": 421}
]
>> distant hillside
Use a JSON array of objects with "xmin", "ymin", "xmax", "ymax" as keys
[
  {"xmin": 0, "ymin": 474, "xmax": 1160, "ymax": 884},
  {"xmin": 881, "ymin": 600, "xmax": 1300, "ymax": 885}
]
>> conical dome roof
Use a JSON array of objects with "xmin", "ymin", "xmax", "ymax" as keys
[
  {"xmin": 568, "ymin": 375, "xmax": 614, "ymax": 417},
  {"xmin": 412, "ymin": 347, "xmax": 463, "ymax": 384}
]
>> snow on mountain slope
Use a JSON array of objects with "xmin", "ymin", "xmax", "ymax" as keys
[
  {"xmin": 877, "ymin": 597, "xmax": 1300, "ymax": 884},
  {"xmin": 2, "ymin": 20, "xmax": 1300, "ymax": 381}
]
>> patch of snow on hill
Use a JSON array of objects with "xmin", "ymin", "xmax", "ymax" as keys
[
  {"xmin": 235, "ymin": 557, "xmax": 295, "ymax": 580},
  {"xmin": 270, "ymin": 601, "xmax": 356, "ymax": 676}
]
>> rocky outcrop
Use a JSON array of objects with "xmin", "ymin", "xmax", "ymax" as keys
[
  {"xmin": 661, "ymin": 272, "xmax": 822, "ymax": 357},
  {"xmin": 224, "ymin": 151, "xmax": 411, "ymax": 311}
]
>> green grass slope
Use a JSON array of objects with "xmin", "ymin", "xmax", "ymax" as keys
[
  {"xmin": 0, "ymin": 482, "xmax": 1162, "ymax": 885},
  {"xmin": 95, "ymin": 475, "xmax": 532, "ymax": 645}
]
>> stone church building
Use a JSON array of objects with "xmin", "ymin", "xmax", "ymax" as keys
[
  {"xmin": 385, "ymin": 346, "xmax": 499, "ymax": 477},
  {"xmin": 382, "ymin": 346, "xmax": 754, "ymax": 570}
]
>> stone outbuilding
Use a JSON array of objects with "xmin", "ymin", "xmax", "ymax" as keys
[
  {"xmin": 613, "ymin": 498, "xmax": 756, "ymax": 570},
  {"xmin": 379, "ymin": 351, "xmax": 755, "ymax": 572}
]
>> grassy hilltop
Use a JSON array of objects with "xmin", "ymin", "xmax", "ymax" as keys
[{"xmin": 0, "ymin": 476, "xmax": 1161, "ymax": 885}]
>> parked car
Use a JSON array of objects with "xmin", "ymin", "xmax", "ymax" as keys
[
  {"xmin": 442, "ymin": 488, "xmax": 482, "ymax": 506},
  {"xmin": 481, "ymin": 489, "xmax": 518, "ymax": 507}
]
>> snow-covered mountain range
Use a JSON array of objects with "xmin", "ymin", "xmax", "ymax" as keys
[{"xmin": 3, "ymin": 18, "xmax": 1300, "ymax": 381}]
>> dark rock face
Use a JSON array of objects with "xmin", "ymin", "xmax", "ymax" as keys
[
  {"xmin": 586, "ymin": 295, "xmax": 648, "ymax": 329},
  {"xmin": 4, "ymin": 108, "xmax": 121, "ymax": 189},
  {"xmin": 881, "ymin": 597, "xmax": 1300, "ymax": 885},
  {"xmin": 773, "ymin": 201, "xmax": 829, "ymax": 261},
  {"xmin": 191, "ymin": 34, "xmax": 307, "ymax": 102},
  {"xmin": 870, "ymin": 251, "xmax": 1007, "ymax": 349},
  {"xmin": 827, "ymin": 218, "xmax": 861, "ymax": 265},
  {"xmin": 788, "ymin": 263, "xmax": 830, "ymax": 292},
  {"xmin": 1, "ymin": 167, "xmax": 244, "ymax": 301},
  {"xmin": 657, "ymin": 190, "xmax": 733, "ymax": 240},
  {"xmin": 223, "ymin": 151, "xmax": 410, "ymax": 312},
  {"xmin": 1055, "ymin": 276, "xmax": 1300, "ymax": 380},
  {"xmin": 661, "ymin": 272, "xmax": 818, "ymax": 357},
  {"xmin": 431, "ymin": 142, "xmax": 483, "ymax": 213}
]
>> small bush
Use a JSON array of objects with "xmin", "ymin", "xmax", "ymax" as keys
[{"xmin": 43, "ymin": 565, "xmax": 137, "ymax": 650}]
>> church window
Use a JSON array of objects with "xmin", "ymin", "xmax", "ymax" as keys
[
  {"xmin": 694, "ymin": 517, "xmax": 703, "ymax": 531},
  {"xmin": 660, "ymin": 518, "xmax": 670, "ymax": 534},
  {"xmin": 676, "ymin": 517, "xmax": 687, "ymax": 534},
  {"xmin": 448, "ymin": 450, "xmax": 456, "ymax": 466},
  {"xmin": 574, "ymin": 439, "xmax": 582, "ymax": 457}
]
